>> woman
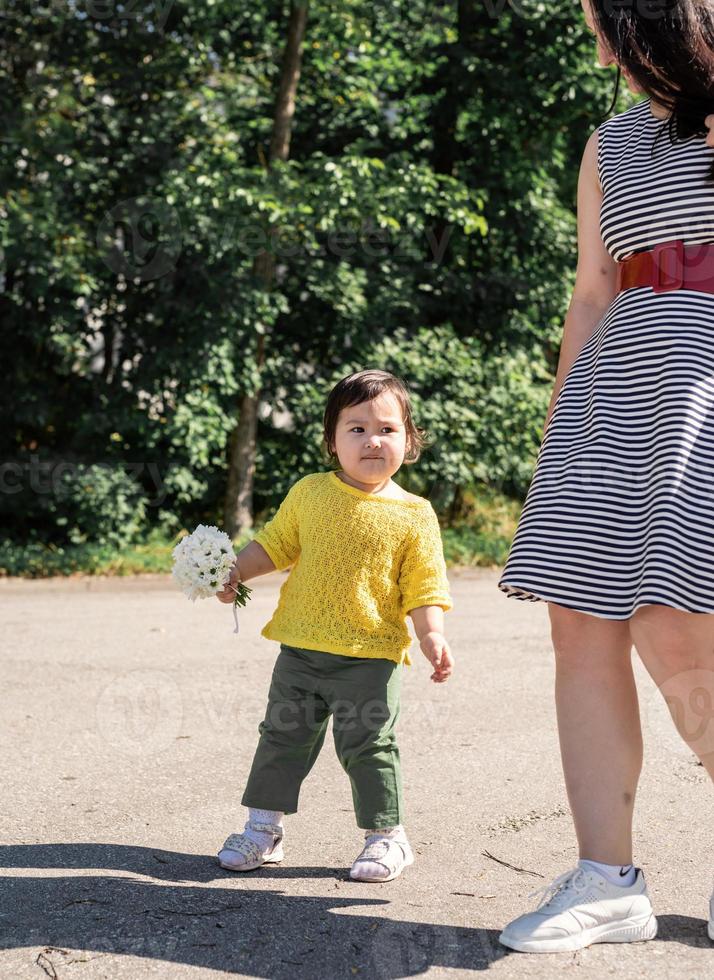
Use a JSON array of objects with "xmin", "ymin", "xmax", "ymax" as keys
[{"xmin": 497, "ymin": 0, "xmax": 714, "ymax": 953}]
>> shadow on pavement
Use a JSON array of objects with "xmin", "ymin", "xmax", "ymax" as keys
[{"xmin": 0, "ymin": 843, "xmax": 505, "ymax": 977}]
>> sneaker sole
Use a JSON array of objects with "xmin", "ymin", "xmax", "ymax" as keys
[
  {"xmin": 349, "ymin": 849, "xmax": 415, "ymax": 883},
  {"xmin": 499, "ymin": 911, "xmax": 658, "ymax": 953}
]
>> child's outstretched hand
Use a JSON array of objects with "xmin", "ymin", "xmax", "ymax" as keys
[
  {"xmin": 216, "ymin": 561, "xmax": 240, "ymax": 603},
  {"xmin": 420, "ymin": 632, "xmax": 454, "ymax": 683}
]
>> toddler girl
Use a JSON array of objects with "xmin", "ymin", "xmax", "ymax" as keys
[{"xmin": 215, "ymin": 368, "xmax": 454, "ymax": 881}]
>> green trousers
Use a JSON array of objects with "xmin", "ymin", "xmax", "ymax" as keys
[{"xmin": 241, "ymin": 643, "xmax": 404, "ymax": 829}]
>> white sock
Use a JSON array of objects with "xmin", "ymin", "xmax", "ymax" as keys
[
  {"xmin": 248, "ymin": 807, "xmax": 284, "ymax": 828},
  {"xmin": 579, "ymin": 857, "xmax": 636, "ymax": 887},
  {"xmin": 243, "ymin": 807, "xmax": 284, "ymax": 847}
]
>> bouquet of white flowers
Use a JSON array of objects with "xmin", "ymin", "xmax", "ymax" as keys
[{"xmin": 171, "ymin": 524, "xmax": 252, "ymax": 633}]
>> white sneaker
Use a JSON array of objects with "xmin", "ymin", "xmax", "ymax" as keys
[
  {"xmin": 349, "ymin": 830, "xmax": 415, "ymax": 882},
  {"xmin": 499, "ymin": 864, "xmax": 658, "ymax": 953},
  {"xmin": 708, "ymin": 887, "xmax": 714, "ymax": 941},
  {"xmin": 217, "ymin": 820, "xmax": 284, "ymax": 871}
]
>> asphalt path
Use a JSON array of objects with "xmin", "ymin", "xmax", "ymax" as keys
[{"xmin": 1, "ymin": 568, "xmax": 711, "ymax": 978}]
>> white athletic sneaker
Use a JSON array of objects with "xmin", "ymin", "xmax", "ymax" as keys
[
  {"xmin": 708, "ymin": 887, "xmax": 714, "ymax": 941},
  {"xmin": 498, "ymin": 864, "xmax": 658, "ymax": 953},
  {"xmin": 349, "ymin": 830, "xmax": 415, "ymax": 882},
  {"xmin": 217, "ymin": 820, "xmax": 284, "ymax": 871}
]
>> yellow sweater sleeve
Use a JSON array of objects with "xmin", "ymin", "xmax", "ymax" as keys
[
  {"xmin": 252, "ymin": 480, "xmax": 302, "ymax": 571},
  {"xmin": 398, "ymin": 505, "xmax": 453, "ymax": 615}
]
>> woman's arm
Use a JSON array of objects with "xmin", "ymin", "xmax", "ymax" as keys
[{"xmin": 543, "ymin": 128, "xmax": 618, "ymax": 435}]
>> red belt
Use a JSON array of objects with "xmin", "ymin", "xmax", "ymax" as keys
[{"xmin": 616, "ymin": 239, "xmax": 714, "ymax": 295}]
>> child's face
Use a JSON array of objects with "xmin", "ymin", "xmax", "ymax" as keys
[{"xmin": 332, "ymin": 393, "xmax": 408, "ymax": 481}]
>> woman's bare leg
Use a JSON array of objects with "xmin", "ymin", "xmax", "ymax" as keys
[
  {"xmin": 549, "ymin": 602, "xmax": 642, "ymax": 865},
  {"xmin": 630, "ymin": 605, "xmax": 714, "ymax": 781}
]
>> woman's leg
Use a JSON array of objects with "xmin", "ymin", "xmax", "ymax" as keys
[
  {"xmin": 498, "ymin": 603, "xmax": 656, "ymax": 952},
  {"xmin": 549, "ymin": 602, "xmax": 642, "ymax": 865},
  {"xmin": 629, "ymin": 605, "xmax": 714, "ymax": 779}
]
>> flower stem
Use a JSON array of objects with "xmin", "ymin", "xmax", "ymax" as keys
[{"xmin": 227, "ymin": 581, "xmax": 253, "ymax": 607}]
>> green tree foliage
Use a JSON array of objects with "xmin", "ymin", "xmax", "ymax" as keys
[{"xmin": 0, "ymin": 0, "xmax": 635, "ymax": 558}]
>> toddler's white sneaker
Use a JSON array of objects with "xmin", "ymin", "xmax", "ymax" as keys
[
  {"xmin": 349, "ymin": 827, "xmax": 414, "ymax": 882},
  {"xmin": 498, "ymin": 863, "xmax": 657, "ymax": 953},
  {"xmin": 217, "ymin": 819, "xmax": 284, "ymax": 872}
]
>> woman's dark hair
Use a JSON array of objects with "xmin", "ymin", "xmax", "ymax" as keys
[
  {"xmin": 591, "ymin": 0, "xmax": 714, "ymax": 180},
  {"xmin": 322, "ymin": 369, "xmax": 428, "ymax": 466}
]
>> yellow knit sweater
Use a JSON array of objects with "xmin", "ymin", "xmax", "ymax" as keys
[{"xmin": 251, "ymin": 470, "xmax": 453, "ymax": 665}]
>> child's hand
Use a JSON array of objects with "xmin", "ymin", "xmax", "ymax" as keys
[
  {"xmin": 216, "ymin": 561, "xmax": 240, "ymax": 603},
  {"xmin": 707, "ymin": 114, "xmax": 714, "ymax": 149},
  {"xmin": 420, "ymin": 632, "xmax": 454, "ymax": 683}
]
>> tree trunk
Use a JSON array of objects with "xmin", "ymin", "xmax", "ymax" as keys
[
  {"xmin": 427, "ymin": 0, "xmax": 476, "ymax": 268},
  {"xmin": 224, "ymin": 1, "xmax": 309, "ymax": 538},
  {"xmin": 224, "ymin": 375, "xmax": 260, "ymax": 534}
]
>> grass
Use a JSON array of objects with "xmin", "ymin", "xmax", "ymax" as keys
[{"xmin": 441, "ymin": 485, "xmax": 523, "ymax": 568}]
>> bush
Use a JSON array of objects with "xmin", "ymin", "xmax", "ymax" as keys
[{"xmin": 48, "ymin": 463, "xmax": 147, "ymax": 549}]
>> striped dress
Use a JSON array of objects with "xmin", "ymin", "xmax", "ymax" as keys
[{"xmin": 498, "ymin": 98, "xmax": 714, "ymax": 619}]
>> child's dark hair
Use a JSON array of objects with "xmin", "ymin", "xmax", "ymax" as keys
[{"xmin": 322, "ymin": 370, "xmax": 428, "ymax": 466}]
